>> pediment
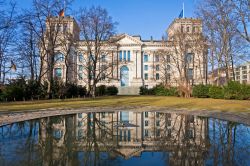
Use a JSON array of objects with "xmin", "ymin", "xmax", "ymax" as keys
[{"xmin": 116, "ymin": 34, "xmax": 143, "ymax": 45}]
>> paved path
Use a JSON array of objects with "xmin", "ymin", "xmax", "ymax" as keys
[{"xmin": 0, "ymin": 106, "xmax": 250, "ymax": 126}]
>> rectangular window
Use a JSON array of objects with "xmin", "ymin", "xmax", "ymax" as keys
[
  {"xmin": 78, "ymin": 121, "xmax": 83, "ymax": 127},
  {"xmin": 242, "ymin": 66, "xmax": 247, "ymax": 70},
  {"xmin": 155, "ymin": 55, "xmax": 159, "ymax": 62},
  {"xmin": 124, "ymin": 130, "xmax": 127, "ymax": 141},
  {"xmin": 156, "ymin": 65, "xmax": 160, "ymax": 71},
  {"xmin": 144, "ymin": 55, "xmax": 148, "ymax": 62},
  {"xmin": 79, "ymin": 54, "xmax": 83, "ymax": 62},
  {"xmin": 145, "ymin": 120, "xmax": 148, "ymax": 126},
  {"xmin": 167, "ymin": 65, "xmax": 171, "ymax": 70},
  {"xmin": 188, "ymin": 68, "xmax": 193, "ymax": 80},
  {"xmin": 156, "ymin": 120, "xmax": 160, "ymax": 127},
  {"xmin": 128, "ymin": 51, "xmax": 131, "ymax": 61},
  {"xmin": 101, "ymin": 55, "xmax": 106, "ymax": 62},
  {"xmin": 167, "ymin": 73, "xmax": 171, "ymax": 80},
  {"xmin": 78, "ymin": 73, "xmax": 83, "ymax": 80},
  {"xmin": 128, "ymin": 130, "xmax": 131, "ymax": 142},
  {"xmin": 145, "ymin": 129, "xmax": 148, "ymax": 137},
  {"xmin": 119, "ymin": 130, "xmax": 122, "ymax": 141},
  {"xmin": 156, "ymin": 129, "xmax": 160, "ymax": 136},
  {"xmin": 119, "ymin": 51, "xmax": 122, "ymax": 61},
  {"xmin": 166, "ymin": 55, "xmax": 170, "ymax": 63},
  {"xmin": 145, "ymin": 112, "xmax": 148, "ymax": 118},
  {"xmin": 55, "ymin": 68, "xmax": 62, "ymax": 78},
  {"xmin": 123, "ymin": 51, "xmax": 126, "ymax": 61},
  {"xmin": 144, "ymin": 65, "xmax": 148, "ymax": 71},
  {"xmin": 156, "ymin": 73, "xmax": 160, "ymax": 80},
  {"xmin": 78, "ymin": 113, "xmax": 82, "ymax": 118},
  {"xmin": 185, "ymin": 53, "xmax": 193, "ymax": 63},
  {"xmin": 144, "ymin": 73, "xmax": 148, "ymax": 80},
  {"xmin": 79, "ymin": 65, "xmax": 83, "ymax": 71}
]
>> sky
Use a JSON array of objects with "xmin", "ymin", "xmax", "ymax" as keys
[{"xmin": 16, "ymin": 0, "xmax": 198, "ymax": 40}]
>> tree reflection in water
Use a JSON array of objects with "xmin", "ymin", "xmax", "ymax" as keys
[{"xmin": 0, "ymin": 111, "xmax": 249, "ymax": 166}]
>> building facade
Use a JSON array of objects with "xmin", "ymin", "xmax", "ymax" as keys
[{"xmin": 42, "ymin": 16, "xmax": 207, "ymax": 94}]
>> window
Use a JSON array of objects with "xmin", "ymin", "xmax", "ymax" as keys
[
  {"xmin": 187, "ymin": 26, "xmax": 190, "ymax": 32},
  {"xmin": 144, "ymin": 73, "xmax": 148, "ymax": 80},
  {"xmin": 78, "ymin": 73, "xmax": 83, "ymax": 80},
  {"xmin": 144, "ymin": 65, "xmax": 148, "ymax": 71},
  {"xmin": 166, "ymin": 55, "xmax": 170, "ymax": 63},
  {"xmin": 79, "ymin": 54, "xmax": 83, "ymax": 62},
  {"xmin": 167, "ymin": 73, "xmax": 171, "ymax": 80},
  {"xmin": 155, "ymin": 55, "xmax": 159, "ymax": 62},
  {"xmin": 167, "ymin": 65, "xmax": 171, "ymax": 70},
  {"xmin": 242, "ymin": 66, "xmax": 247, "ymax": 70},
  {"xmin": 145, "ymin": 112, "xmax": 148, "ymax": 118},
  {"xmin": 242, "ymin": 71, "xmax": 247, "ymax": 74},
  {"xmin": 55, "ymin": 68, "xmax": 62, "ymax": 78},
  {"xmin": 128, "ymin": 130, "xmax": 131, "ymax": 142},
  {"xmin": 128, "ymin": 51, "xmax": 131, "ymax": 61},
  {"xmin": 63, "ymin": 24, "xmax": 68, "ymax": 33},
  {"xmin": 145, "ymin": 120, "xmax": 149, "ymax": 126},
  {"xmin": 188, "ymin": 68, "xmax": 193, "ymax": 80},
  {"xmin": 101, "ymin": 55, "xmax": 106, "ymax": 62},
  {"xmin": 119, "ymin": 51, "xmax": 122, "ymax": 61},
  {"xmin": 54, "ymin": 53, "xmax": 64, "ymax": 62},
  {"xmin": 123, "ymin": 51, "xmax": 126, "ymax": 61},
  {"xmin": 79, "ymin": 65, "xmax": 83, "ymax": 71},
  {"xmin": 156, "ymin": 120, "xmax": 160, "ymax": 126},
  {"xmin": 156, "ymin": 129, "xmax": 160, "ymax": 136},
  {"xmin": 78, "ymin": 121, "xmax": 83, "ymax": 127},
  {"xmin": 144, "ymin": 55, "xmax": 148, "ymax": 62},
  {"xmin": 156, "ymin": 65, "xmax": 160, "ymax": 71},
  {"xmin": 156, "ymin": 73, "xmax": 160, "ymax": 80},
  {"xmin": 145, "ymin": 129, "xmax": 149, "ymax": 137},
  {"xmin": 185, "ymin": 53, "xmax": 193, "ymax": 63},
  {"xmin": 119, "ymin": 130, "xmax": 122, "ymax": 141},
  {"xmin": 124, "ymin": 130, "xmax": 127, "ymax": 141},
  {"xmin": 101, "ymin": 112, "xmax": 105, "ymax": 118},
  {"xmin": 78, "ymin": 113, "xmax": 82, "ymax": 118},
  {"xmin": 101, "ymin": 65, "xmax": 107, "ymax": 71},
  {"xmin": 156, "ymin": 112, "xmax": 160, "ymax": 118},
  {"xmin": 243, "ymin": 75, "xmax": 247, "ymax": 79}
]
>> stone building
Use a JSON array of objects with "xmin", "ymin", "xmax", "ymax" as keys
[{"xmin": 42, "ymin": 16, "xmax": 207, "ymax": 95}]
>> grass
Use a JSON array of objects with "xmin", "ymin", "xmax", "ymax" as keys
[{"xmin": 0, "ymin": 96, "xmax": 250, "ymax": 113}]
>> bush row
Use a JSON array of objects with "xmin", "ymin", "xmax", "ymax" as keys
[
  {"xmin": 0, "ymin": 78, "xmax": 87, "ymax": 101},
  {"xmin": 96, "ymin": 85, "xmax": 118, "ymax": 96},
  {"xmin": 192, "ymin": 81, "xmax": 250, "ymax": 100},
  {"xmin": 140, "ymin": 84, "xmax": 179, "ymax": 96}
]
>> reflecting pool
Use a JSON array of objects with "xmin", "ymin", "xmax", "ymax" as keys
[{"xmin": 0, "ymin": 111, "xmax": 249, "ymax": 166}]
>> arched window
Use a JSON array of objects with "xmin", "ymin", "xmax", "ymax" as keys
[{"xmin": 54, "ymin": 53, "xmax": 64, "ymax": 62}]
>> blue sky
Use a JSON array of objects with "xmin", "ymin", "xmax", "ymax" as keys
[{"xmin": 17, "ymin": 0, "xmax": 198, "ymax": 39}]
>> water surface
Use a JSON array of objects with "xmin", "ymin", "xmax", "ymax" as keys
[{"xmin": 0, "ymin": 111, "xmax": 249, "ymax": 166}]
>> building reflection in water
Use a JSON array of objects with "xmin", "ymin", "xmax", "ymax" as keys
[{"xmin": 0, "ymin": 111, "xmax": 249, "ymax": 166}]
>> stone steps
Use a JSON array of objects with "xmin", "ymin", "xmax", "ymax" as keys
[{"xmin": 118, "ymin": 86, "xmax": 140, "ymax": 95}]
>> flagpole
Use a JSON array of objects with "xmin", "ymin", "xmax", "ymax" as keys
[{"xmin": 183, "ymin": 2, "xmax": 185, "ymax": 18}]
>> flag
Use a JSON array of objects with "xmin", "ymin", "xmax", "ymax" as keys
[
  {"xmin": 178, "ymin": 9, "xmax": 184, "ymax": 18},
  {"xmin": 59, "ymin": 9, "xmax": 65, "ymax": 17},
  {"xmin": 10, "ymin": 60, "xmax": 16, "ymax": 71}
]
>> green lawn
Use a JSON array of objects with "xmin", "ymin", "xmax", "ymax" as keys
[{"xmin": 0, "ymin": 96, "xmax": 250, "ymax": 113}]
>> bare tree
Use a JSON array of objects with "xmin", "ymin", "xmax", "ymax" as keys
[
  {"xmin": 196, "ymin": 0, "xmax": 249, "ymax": 85},
  {"xmin": 0, "ymin": 0, "xmax": 16, "ymax": 84},
  {"xmin": 22, "ymin": 0, "xmax": 74, "ymax": 98},
  {"xmin": 231, "ymin": 0, "xmax": 250, "ymax": 43},
  {"xmin": 159, "ymin": 27, "xmax": 206, "ymax": 97},
  {"xmin": 78, "ymin": 6, "xmax": 117, "ymax": 98},
  {"xmin": 17, "ymin": 20, "xmax": 39, "ymax": 81}
]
